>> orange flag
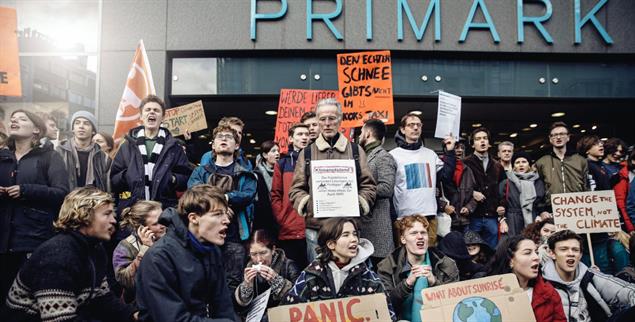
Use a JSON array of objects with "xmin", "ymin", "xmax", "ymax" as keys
[
  {"xmin": 0, "ymin": 7, "xmax": 21, "ymax": 97},
  {"xmin": 113, "ymin": 40, "xmax": 155, "ymax": 143}
]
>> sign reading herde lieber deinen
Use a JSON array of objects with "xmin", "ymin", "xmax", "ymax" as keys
[
  {"xmin": 420, "ymin": 274, "xmax": 536, "ymax": 322},
  {"xmin": 551, "ymin": 190, "xmax": 621, "ymax": 234},
  {"xmin": 337, "ymin": 50, "xmax": 394, "ymax": 128}
]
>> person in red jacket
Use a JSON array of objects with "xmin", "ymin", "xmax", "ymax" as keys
[
  {"xmin": 614, "ymin": 150, "xmax": 635, "ymax": 234},
  {"xmin": 271, "ymin": 123, "xmax": 310, "ymax": 268},
  {"xmin": 488, "ymin": 235, "xmax": 566, "ymax": 322}
]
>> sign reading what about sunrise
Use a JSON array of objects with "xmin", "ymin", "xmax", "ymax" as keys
[{"xmin": 420, "ymin": 274, "xmax": 536, "ymax": 322}]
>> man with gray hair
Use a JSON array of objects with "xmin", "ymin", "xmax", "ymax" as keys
[
  {"xmin": 289, "ymin": 98, "xmax": 377, "ymax": 262},
  {"xmin": 497, "ymin": 141, "xmax": 514, "ymax": 172}
]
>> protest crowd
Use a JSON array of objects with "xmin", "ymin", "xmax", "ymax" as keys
[{"xmin": 2, "ymin": 94, "xmax": 635, "ymax": 322}]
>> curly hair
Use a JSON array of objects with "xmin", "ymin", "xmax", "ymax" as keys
[
  {"xmin": 120, "ymin": 200, "xmax": 162, "ymax": 231},
  {"xmin": 395, "ymin": 214, "xmax": 429, "ymax": 239},
  {"xmin": 521, "ymin": 218, "xmax": 555, "ymax": 245},
  {"xmin": 54, "ymin": 187, "xmax": 114, "ymax": 231}
]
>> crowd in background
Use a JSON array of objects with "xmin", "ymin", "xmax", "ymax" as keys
[{"xmin": 1, "ymin": 95, "xmax": 635, "ymax": 322}]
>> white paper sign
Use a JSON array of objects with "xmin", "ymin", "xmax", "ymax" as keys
[
  {"xmin": 311, "ymin": 159, "xmax": 360, "ymax": 218},
  {"xmin": 551, "ymin": 190, "xmax": 621, "ymax": 234},
  {"xmin": 245, "ymin": 288, "xmax": 271, "ymax": 322},
  {"xmin": 435, "ymin": 91, "xmax": 461, "ymax": 140}
]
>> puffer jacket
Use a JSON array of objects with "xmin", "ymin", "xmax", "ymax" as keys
[
  {"xmin": 531, "ymin": 274, "xmax": 567, "ymax": 322},
  {"xmin": 188, "ymin": 160, "xmax": 257, "ymax": 242},
  {"xmin": 282, "ymin": 238, "xmax": 396, "ymax": 321},
  {"xmin": 110, "ymin": 126, "xmax": 191, "ymax": 211},
  {"xmin": 56, "ymin": 140, "xmax": 109, "ymax": 192},
  {"xmin": 542, "ymin": 259, "xmax": 635, "ymax": 322},
  {"xmin": 613, "ymin": 163, "xmax": 635, "ymax": 232},
  {"xmin": 377, "ymin": 246, "xmax": 459, "ymax": 314},
  {"xmin": 135, "ymin": 208, "xmax": 234, "ymax": 322},
  {"xmin": 535, "ymin": 148, "xmax": 588, "ymax": 207},
  {"xmin": 0, "ymin": 143, "xmax": 69, "ymax": 253},
  {"xmin": 271, "ymin": 149, "xmax": 305, "ymax": 241},
  {"xmin": 289, "ymin": 133, "xmax": 376, "ymax": 230}
]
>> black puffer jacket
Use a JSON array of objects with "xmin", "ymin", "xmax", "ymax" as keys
[
  {"xmin": 0, "ymin": 143, "xmax": 69, "ymax": 253},
  {"xmin": 110, "ymin": 126, "xmax": 191, "ymax": 210},
  {"xmin": 135, "ymin": 208, "xmax": 234, "ymax": 322}
]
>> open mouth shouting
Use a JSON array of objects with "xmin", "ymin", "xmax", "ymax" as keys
[
  {"xmin": 565, "ymin": 258, "xmax": 576, "ymax": 268},
  {"xmin": 218, "ymin": 226, "xmax": 228, "ymax": 240},
  {"xmin": 347, "ymin": 244, "xmax": 358, "ymax": 256}
]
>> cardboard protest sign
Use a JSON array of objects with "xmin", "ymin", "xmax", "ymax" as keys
[
  {"xmin": 337, "ymin": 50, "xmax": 394, "ymax": 128},
  {"xmin": 275, "ymin": 89, "xmax": 350, "ymax": 154},
  {"xmin": 162, "ymin": 100, "xmax": 207, "ymax": 137},
  {"xmin": 420, "ymin": 274, "xmax": 536, "ymax": 322},
  {"xmin": 0, "ymin": 7, "xmax": 22, "ymax": 97},
  {"xmin": 267, "ymin": 294, "xmax": 391, "ymax": 322},
  {"xmin": 551, "ymin": 190, "xmax": 621, "ymax": 234}
]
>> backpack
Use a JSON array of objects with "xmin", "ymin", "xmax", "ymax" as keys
[{"xmin": 303, "ymin": 142, "xmax": 362, "ymax": 188}]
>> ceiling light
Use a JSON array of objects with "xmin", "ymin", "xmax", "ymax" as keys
[
  {"xmin": 246, "ymin": 133, "xmax": 252, "ymax": 137},
  {"xmin": 472, "ymin": 123, "xmax": 482, "ymax": 128},
  {"xmin": 265, "ymin": 110, "xmax": 277, "ymax": 116},
  {"xmin": 601, "ymin": 137, "xmax": 608, "ymax": 141},
  {"xmin": 521, "ymin": 145, "xmax": 527, "ymax": 148},
  {"xmin": 509, "ymin": 133, "xmax": 518, "ymax": 138},
  {"xmin": 591, "ymin": 125, "xmax": 597, "ymax": 130},
  {"xmin": 521, "ymin": 128, "xmax": 531, "ymax": 132},
  {"xmin": 529, "ymin": 123, "xmax": 538, "ymax": 128},
  {"xmin": 572, "ymin": 124, "xmax": 581, "ymax": 128},
  {"xmin": 410, "ymin": 110, "xmax": 422, "ymax": 115},
  {"xmin": 580, "ymin": 129, "xmax": 587, "ymax": 133},
  {"xmin": 249, "ymin": 139, "xmax": 256, "ymax": 144},
  {"xmin": 551, "ymin": 112, "xmax": 565, "ymax": 117}
]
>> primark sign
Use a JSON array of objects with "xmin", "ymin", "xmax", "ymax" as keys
[{"xmin": 250, "ymin": 0, "xmax": 614, "ymax": 45}]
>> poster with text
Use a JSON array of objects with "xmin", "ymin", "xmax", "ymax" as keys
[
  {"xmin": 0, "ymin": 7, "xmax": 21, "ymax": 96},
  {"xmin": 337, "ymin": 50, "xmax": 394, "ymax": 128},
  {"xmin": 162, "ymin": 100, "xmax": 208, "ymax": 137},
  {"xmin": 267, "ymin": 294, "xmax": 391, "ymax": 322},
  {"xmin": 435, "ymin": 91, "xmax": 461, "ymax": 140},
  {"xmin": 420, "ymin": 274, "xmax": 536, "ymax": 322},
  {"xmin": 245, "ymin": 288, "xmax": 271, "ymax": 322},
  {"xmin": 311, "ymin": 159, "xmax": 359, "ymax": 218},
  {"xmin": 551, "ymin": 190, "xmax": 621, "ymax": 234},
  {"xmin": 275, "ymin": 88, "xmax": 349, "ymax": 154}
]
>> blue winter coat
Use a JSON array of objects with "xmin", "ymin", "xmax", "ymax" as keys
[
  {"xmin": 110, "ymin": 126, "xmax": 191, "ymax": 211},
  {"xmin": 0, "ymin": 143, "xmax": 69, "ymax": 253},
  {"xmin": 188, "ymin": 161, "xmax": 257, "ymax": 241},
  {"xmin": 136, "ymin": 208, "xmax": 234, "ymax": 322}
]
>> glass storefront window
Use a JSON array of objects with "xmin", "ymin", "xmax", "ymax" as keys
[{"xmin": 171, "ymin": 58, "xmax": 218, "ymax": 95}]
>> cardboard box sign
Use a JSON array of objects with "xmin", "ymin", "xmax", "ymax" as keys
[
  {"xmin": 420, "ymin": 274, "xmax": 536, "ymax": 322},
  {"xmin": 551, "ymin": 190, "xmax": 622, "ymax": 234},
  {"xmin": 267, "ymin": 293, "xmax": 391, "ymax": 322}
]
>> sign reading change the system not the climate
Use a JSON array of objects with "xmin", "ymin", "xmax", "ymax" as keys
[
  {"xmin": 420, "ymin": 274, "xmax": 536, "ymax": 322},
  {"xmin": 551, "ymin": 190, "xmax": 621, "ymax": 234},
  {"xmin": 337, "ymin": 50, "xmax": 394, "ymax": 128}
]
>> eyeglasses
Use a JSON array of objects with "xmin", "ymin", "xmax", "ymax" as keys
[
  {"xmin": 549, "ymin": 132, "xmax": 569, "ymax": 138},
  {"xmin": 215, "ymin": 133, "xmax": 235, "ymax": 141},
  {"xmin": 405, "ymin": 122, "xmax": 423, "ymax": 129}
]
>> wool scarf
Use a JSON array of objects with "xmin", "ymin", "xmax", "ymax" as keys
[
  {"xmin": 69, "ymin": 138, "xmax": 96, "ymax": 186},
  {"xmin": 506, "ymin": 171, "xmax": 539, "ymax": 225},
  {"xmin": 136, "ymin": 128, "xmax": 166, "ymax": 200}
]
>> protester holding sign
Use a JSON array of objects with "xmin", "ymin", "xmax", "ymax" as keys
[
  {"xmin": 282, "ymin": 218, "xmax": 397, "ymax": 321},
  {"xmin": 377, "ymin": 215, "xmax": 459, "ymax": 322},
  {"xmin": 110, "ymin": 95, "xmax": 192, "ymax": 211},
  {"xmin": 487, "ymin": 235, "xmax": 566, "ymax": 322},
  {"xmin": 542, "ymin": 230, "xmax": 635, "ymax": 322},
  {"xmin": 234, "ymin": 230, "xmax": 299, "ymax": 321},
  {"xmin": 289, "ymin": 98, "xmax": 376, "ymax": 262},
  {"xmin": 498, "ymin": 151, "xmax": 549, "ymax": 237}
]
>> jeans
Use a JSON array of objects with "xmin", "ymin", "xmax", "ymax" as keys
[
  {"xmin": 469, "ymin": 217, "xmax": 499, "ymax": 249},
  {"xmin": 306, "ymin": 228, "xmax": 319, "ymax": 263}
]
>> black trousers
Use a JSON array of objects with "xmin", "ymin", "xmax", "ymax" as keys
[{"xmin": 277, "ymin": 239, "xmax": 308, "ymax": 270}]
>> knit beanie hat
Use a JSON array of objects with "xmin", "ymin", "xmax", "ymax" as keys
[
  {"xmin": 511, "ymin": 151, "xmax": 533, "ymax": 167},
  {"xmin": 71, "ymin": 111, "xmax": 98, "ymax": 132}
]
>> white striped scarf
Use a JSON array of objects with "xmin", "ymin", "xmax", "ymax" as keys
[{"xmin": 136, "ymin": 128, "xmax": 166, "ymax": 200}]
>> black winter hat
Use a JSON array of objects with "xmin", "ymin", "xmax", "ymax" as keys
[
  {"xmin": 438, "ymin": 231, "xmax": 472, "ymax": 261},
  {"xmin": 511, "ymin": 151, "xmax": 533, "ymax": 167}
]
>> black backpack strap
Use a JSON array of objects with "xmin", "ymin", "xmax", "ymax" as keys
[
  {"xmin": 303, "ymin": 143, "xmax": 313, "ymax": 188},
  {"xmin": 580, "ymin": 270, "xmax": 609, "ymax": 322},
  {"xmin": 351, "ymin": 142, "xmax": 361, "ymax": 181}
]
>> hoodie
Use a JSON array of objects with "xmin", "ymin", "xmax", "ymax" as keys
[
  {"xmin": 542, "ymin": 259, "xmax": 635, "ymax": 322},
  {"xmin": 327, "ymin": 238, "xmax": 374, "ymax": 293}
]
